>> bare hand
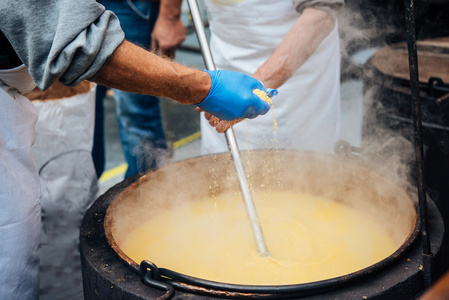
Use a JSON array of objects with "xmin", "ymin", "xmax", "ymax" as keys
[
  {"xmin": 151, "ymin": 17, "xmax": 186, "ymax": 59},
  {"xmin": 196, "ymin": 107, "xmax": 243, "ymax": 133}
]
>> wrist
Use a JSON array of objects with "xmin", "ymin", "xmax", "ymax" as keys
[
  {"xmin": 159, "ymin": 12, "xmax": 181, "ymax": 21},
  {"xmin": 253, "ymin": 65, "xmax": 286, "ymax": 89},
  {"xmin": 190, "ymin": 70, "xmax": 212, "ymax": 105},
  {"xmin": 253, "ymin": 70, "xmax": 274, "ymax": 89},
  {"xmin": 159, "ymin": 1, "xmax": 182, "ymax": 20}
]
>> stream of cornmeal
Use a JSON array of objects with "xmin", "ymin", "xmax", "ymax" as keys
[{"xmin": 119, "ymin": 191, "xmax": 398, "ymax": 285}]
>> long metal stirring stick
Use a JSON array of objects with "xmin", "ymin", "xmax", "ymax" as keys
[{"xmin": 187, "ymin": 0, "xmax": 270, "ymax": 257}]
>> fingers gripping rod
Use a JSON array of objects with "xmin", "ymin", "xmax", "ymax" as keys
[{"xmin": 187, "ymin": 0, "xmax": 270, "ymax": 257}]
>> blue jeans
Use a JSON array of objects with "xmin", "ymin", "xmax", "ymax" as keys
[{"xmin": 93, "ymin": 0, "xmax": 167, "ymax": 179}]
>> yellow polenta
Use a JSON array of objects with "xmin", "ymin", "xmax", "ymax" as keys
[
  {"xmin": 253, "ymin": 89, "xmax": 273, "ymax": 104},
  {"xmin": 119, "ymin": 191, "xmax": 398, "ymax": 285}
]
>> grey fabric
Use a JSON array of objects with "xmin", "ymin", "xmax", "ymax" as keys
[
  {"xmin": 0, "ymin": 0, "xmax": 125, "ymax": 90},
  {"xmin": 292, "ymin": 0, "xmax": 345, "ymax": 17}
]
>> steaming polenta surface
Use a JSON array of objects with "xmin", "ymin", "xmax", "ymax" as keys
[{"xmin": 119, "ymin": 191, "xmax": 398, "ymax": 285}]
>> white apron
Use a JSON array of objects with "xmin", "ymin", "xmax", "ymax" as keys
[
  {"xmin": 0, "ymin": 65, "xmax": 40, "ymax": 300},
  {"xmin": 201, "ymin": 0, "xmax": 341, "ymax": 154}
]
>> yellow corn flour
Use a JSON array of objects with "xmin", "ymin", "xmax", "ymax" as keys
[
  {"xmin": 119, "ymin": 191, "xmax": 398, "ymax": 285},
  {"xmin": 253, "ymin": 89, "xmax": 273, "ymax": 105}
]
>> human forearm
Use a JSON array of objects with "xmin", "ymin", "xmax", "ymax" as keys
[
  {"xmin": 95, "ymin": 40, "xmax": 209, "ymax": 104},
  {"xmin": 252, "ymin": 8, "xmax": 335, "ymax": 88},
  {"xmin": 151, "ymin": 0, "xmax": 185, "ymax": 58},
  {"xmin": 95, "ymin": 40, "xmax": 271, "ymax": 121}
]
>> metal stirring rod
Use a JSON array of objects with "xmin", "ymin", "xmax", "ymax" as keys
[{"xmin": 187, "ymin": 0, "xmax": 270, "ymax": 257}]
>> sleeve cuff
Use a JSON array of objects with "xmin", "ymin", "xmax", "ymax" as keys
[{"xmin": 292, "ymin": 0, "xmax": 345, "ymax": 17}]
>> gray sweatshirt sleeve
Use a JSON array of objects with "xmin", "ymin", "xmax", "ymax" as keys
[
  {"xmin": 0, "ymin": 0, "xmax": 125, "ymax": 90},
  {"xmin": 292, "ymin": 0, "xmax": 345, "ymax": 17}
]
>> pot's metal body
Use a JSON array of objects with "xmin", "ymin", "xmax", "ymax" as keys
[{"xmin": 79, "ymin": 150, "xmax": 444, "ymax": 299}]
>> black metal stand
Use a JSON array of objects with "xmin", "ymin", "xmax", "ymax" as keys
[{"xmin": 403, "ymin": 0, "xmax": 434, "ymax": 289}]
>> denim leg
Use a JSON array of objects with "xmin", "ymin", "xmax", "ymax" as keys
[
  {"xmin": 92, "ymin": 85, "xmax": 107, "ymax": 178},
  {"xmin": 99, "ymin": 0, "xmax": 166, "ymax": 178},
  {"xmin": 113, "ymin": 89, "xmax": 167, "ymax": 178},
  {"xmin": 99, "ymin": 0, "xmax": 159, "ymax": 46}
]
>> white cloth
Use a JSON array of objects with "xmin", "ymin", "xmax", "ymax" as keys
[
  {"xmin": 32, "ymin": 83, "xmax": 98, "ymax": 300},
  {"xmin": 0, "ymin": 65, "xmax": 40, "ymax": 300},
  {"xmin": 201, "ymin": 0, "xmax": 341, "ymax": 154}
]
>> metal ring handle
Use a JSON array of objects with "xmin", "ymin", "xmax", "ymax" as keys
[{"xmin": 140, "ymin": 260, "xmax": 175, "ymax": 300}]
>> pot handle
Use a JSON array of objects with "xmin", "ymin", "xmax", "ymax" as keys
[
  {"xmin": 334, "ymin": 140, "xmax": 362, "ymax": 158},
  {"xmin": 140, "ymin": 260, "xmax": 175, "ymax": 300}
]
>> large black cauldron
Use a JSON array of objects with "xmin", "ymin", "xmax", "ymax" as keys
[{"xmin": 80, "ymin": 151, "xmax": 444, "ymax": 299}]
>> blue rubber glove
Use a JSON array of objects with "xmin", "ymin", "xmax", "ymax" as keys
[
  {"xmin": 267, "ymin": 88, "xmax": 278, "ymax": 98},
  {"xmin": 196, "ymin": 70, "xmax": 272, "ymax": 121}
]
